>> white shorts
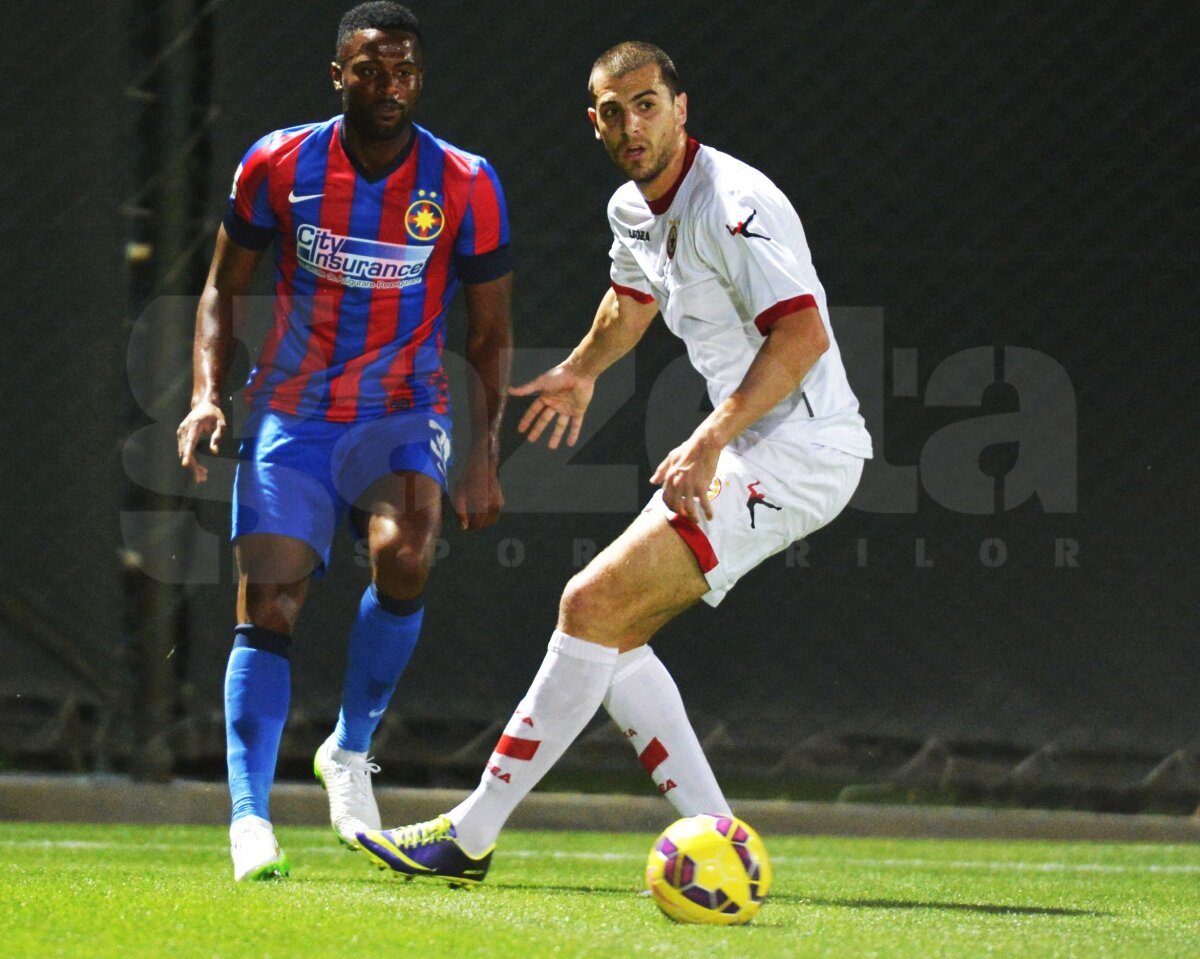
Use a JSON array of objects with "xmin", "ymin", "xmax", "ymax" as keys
[{"xmin": 644, "ymin": 438, "xmax": 863, "ymax": 606}]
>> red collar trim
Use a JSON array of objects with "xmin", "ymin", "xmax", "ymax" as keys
[{"xmin": 646, "ymin": 137, "xmax": 700, "ymax": 215}]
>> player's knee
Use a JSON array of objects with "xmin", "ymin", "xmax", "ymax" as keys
[
  {"xmin": 241, "ymin": 583, "xmax": 304, "ymax": 635},
  {"xmin": 558, "ymin": 572, "xmax": 614, "ymax": 638},
  {"xmin": 372, "ymin": 537, "xmax": 433, "ymax": 598}
]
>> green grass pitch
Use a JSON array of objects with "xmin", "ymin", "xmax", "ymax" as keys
[{"xmin": 2, "ymin": 822, "xmax": 1198, "ymax": 958}]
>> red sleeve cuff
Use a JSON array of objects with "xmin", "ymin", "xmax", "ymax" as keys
[
  {"xmin": 611, "ymin": 282, "xmax": 655, "ymax": 305},
  {"xmin": 754, "ymin": 294, "xmax": 818, "ymax": 335}
]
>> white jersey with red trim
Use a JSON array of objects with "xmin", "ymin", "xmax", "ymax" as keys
[{"xmin": 607, "ymin": 140, "xmax": 872, "ymax": 458}]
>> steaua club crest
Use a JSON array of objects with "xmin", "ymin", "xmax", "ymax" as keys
[
  {"xmin": 405, "ymin": 197, "xmax": 445, "ymax": 241},
  {"xmin": 667, "ymin": 220, "xmax": 679, "ymax": 259},
  {"xmin": 706, "ymin": 476, "xmax": 722, "ymax": 501}
]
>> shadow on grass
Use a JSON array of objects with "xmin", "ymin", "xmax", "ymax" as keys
[
  {"xmin": 502, "ymin": 882, "xmax": 1108, "ymax": 918},
  {"xmin": 494, "ymin": 882, "xmax": 638, "ymax": 897},
  {"xmin": 295, "ymin": 876, "xmax": 639, "ymax": 897},
  {"xmin": 289, "ymin": 879, "xmax": 1106, "ymax": 918},
  {"xmin": 798, "ymin": 896, "xmax": 1105, "ymax": 917}
]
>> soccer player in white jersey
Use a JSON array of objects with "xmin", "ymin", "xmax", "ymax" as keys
[{"xmin": 356, "ymin": 40, "xmax": 872, "ymax": 884}]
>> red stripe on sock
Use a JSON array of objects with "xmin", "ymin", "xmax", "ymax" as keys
[
  {"xmin": 496, "ymin": 734, "xmax": 541, "ymax": 760},
  {"xmin": 639, "ymin": 737, "xmax": 669, "ymax": 774}
]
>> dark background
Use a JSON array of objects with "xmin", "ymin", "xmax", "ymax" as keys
[{"xmin": 2, "ymin": 0, "xmax": 1196, "ymax": 807}]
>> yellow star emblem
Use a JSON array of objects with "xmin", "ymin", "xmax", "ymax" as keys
[{"xmin": 405, "ymin": 199, "xmax": 445, "ymax": 240}]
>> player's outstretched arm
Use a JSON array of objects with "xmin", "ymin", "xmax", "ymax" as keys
[
  {"xmin": 454, "ymin": 273, "xmax": 514, "ymax": 530},
  {"xmin": 651, "ymin": 306, "xmax": 829, "ymax": 522},
  {"xmin": 510, "ymin": 287, "xmax": 656, "ymax": 449},
  {"xmin": 177, "ymin": 226, "xmax": 264, "ymax": 483}
]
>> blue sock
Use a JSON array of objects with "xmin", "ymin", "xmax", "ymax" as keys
[
  {"xmin": 334, "ymin": 584, "xmax": 424, "ymax": 753},
  {"xmin": 225, "ymin": 625, "xmax": 291, "ymax": 824}
]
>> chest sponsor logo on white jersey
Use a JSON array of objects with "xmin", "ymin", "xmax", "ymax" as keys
[{"xmin": 295, "ymin": 224, "xmax": 433, "ymax": 290}]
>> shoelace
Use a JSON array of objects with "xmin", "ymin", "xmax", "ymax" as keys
[
  {"xmin": 388, "ymin": 816, "xmax": 452, "ymax": 848},
  {"xmin": 328, "ymin": 755, "xmax": 381, "ymax": 798}
]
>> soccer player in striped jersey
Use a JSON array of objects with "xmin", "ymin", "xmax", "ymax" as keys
[
  {"xmin": 358, "ymin": 41, "xmax": 871, "ymax": 886},
  {"xmin": 175, "ymin": 2, "xmax": 513, "ymax": 881}
]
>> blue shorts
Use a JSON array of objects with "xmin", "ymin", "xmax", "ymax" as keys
[{"xmin": 233, "ymin": 409, "xmax": 453, "ymax": 572}]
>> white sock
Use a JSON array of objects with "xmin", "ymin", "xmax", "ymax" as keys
[
  {"xmin": 449, "ymin": 630, "xmax": 617, "ymax": 855},
  {"xmin": 603, "ymin": 646, "xmax": 732, "ymax": 817}
]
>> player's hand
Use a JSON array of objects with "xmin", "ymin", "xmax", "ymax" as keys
[
  {"xmin": 509, "ymin": 364, "xmax": 595, "ymax": 449},
  {"xmin": 651, "ymin": 433, "xmax": 722, "ymax": 523},
  {"xmin": 452, "ymin": 450, "xmax": 503, "ymax": 531},
  {"xmin": 177, "ymin": 400, "xmax": 226, "ymax": 484}
]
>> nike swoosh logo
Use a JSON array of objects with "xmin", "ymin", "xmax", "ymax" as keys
[
  {"xmin": 288, "ymin": 190, "xmax": 323, "ymax": 203},
  {"xmin": 368, "ymin": 708, "xmax": 386, "ymax": 718}
]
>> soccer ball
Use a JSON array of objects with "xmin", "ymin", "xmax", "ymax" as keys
[{"xmin": 645, "ymin": 814, "xmax": 772, "ymax": 925}]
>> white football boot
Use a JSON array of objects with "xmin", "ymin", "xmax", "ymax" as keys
[
  {"xmin": 230, "ymin": 815, "xmax": 289, "ymax": 881},
  {"xmin": 313, "ymin": 733, "xmax": 382, "ymax": 848}
]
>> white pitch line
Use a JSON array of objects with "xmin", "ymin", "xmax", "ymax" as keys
[
  {"xmin": 780, "ymin": 855, "xmax": 1200, "ymax": 876},
  {"xmin": 3, "ymin": 841, "xmax": 1200, "ymax": 875}
]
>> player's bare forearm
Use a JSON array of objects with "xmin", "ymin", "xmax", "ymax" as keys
[
  {"xmin": 565, "ymin": 287, "xmax": 657, "ymax": 380},
  {"xmin": 191, "ymin": 287, "xmax": 235, "ymax": 408},
  {"xmin": 511, "ymin": 288, "xmax": 656, "ymax": 449},
  {"xmin": 455, "ymin": 274, "xmax": 512, "ymax": 529},
  {"xmin": 651, "ymin": 307, "xmax": 828, "ymax": 521},
  {"xmin": 696, "ymin": 306, "xmax": 828, "ymax": 449},
  {"xmin": 179, "ymin": 226, "xmax": 264, "ymax": 481},
  {"xmin": 462, "ymin": 273, "xmax": 514, "ymax": 463},
  {"xmin": 192, "ymin": 227, "xmax": 263, "ymax": 406}
]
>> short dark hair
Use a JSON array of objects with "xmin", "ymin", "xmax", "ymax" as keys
[
  {"xmin": 337, "ymin": 2, "xmax": 421, "ymax": 54},
  {"xmin": 589, "ymin": 41, "xmax": 682, "ymax": 102}
]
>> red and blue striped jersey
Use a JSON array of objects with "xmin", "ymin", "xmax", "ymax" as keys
[{"xmin": 224, "ymin": 117, "xmax": 511, "ymax": 422}]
